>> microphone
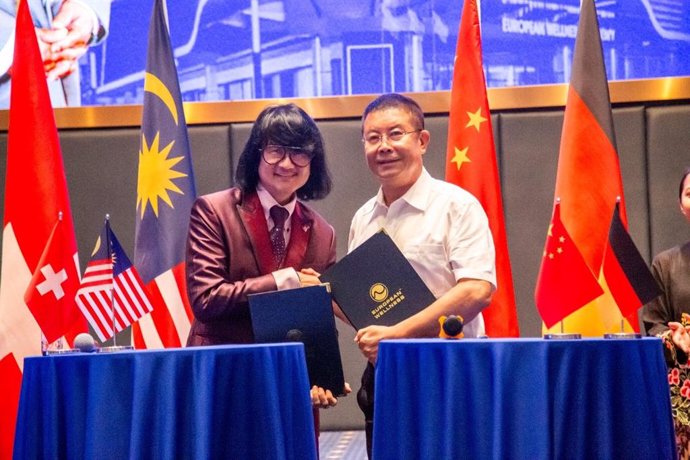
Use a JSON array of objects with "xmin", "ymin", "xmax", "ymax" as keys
[
  {"xmin": 286, "ymin": 329, "xmax": 304, "ymax": 343},
  {"xmin": 286, "ymin": 329, "xmax": 314, "ymax": 360},
  {"xmin": 438, "ymin": 315, "xmax": 464, "ymax": 339},
  {"xmin": 73, "ymin": 333, "xmax": 98, "ymax": 353}
]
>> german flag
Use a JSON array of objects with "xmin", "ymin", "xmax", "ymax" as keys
[
  {"xmin": 602, "ymin": 203, "xmax": 661, "ymax": 321},
  {"xmin": 541, "ymin": 0, "xmax": 634, "ymax": 335}
]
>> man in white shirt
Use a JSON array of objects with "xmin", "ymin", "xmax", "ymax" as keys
[{"xmin": 348, "ymin": 93, "xmax": 497, "ymax": 457}]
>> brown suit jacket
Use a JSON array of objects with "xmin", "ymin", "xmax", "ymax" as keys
[{"xmin": 185, "ymin": 188, "xmax": 336, "ymax": 345}]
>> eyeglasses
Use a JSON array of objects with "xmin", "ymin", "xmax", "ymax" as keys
[
  {"xmin": 362, "ymin": 129, "xmax": 422, "ymax": 147},
  {"xmin": 261, "ymin": 145, "xmax": 315, "ymax": 167}
]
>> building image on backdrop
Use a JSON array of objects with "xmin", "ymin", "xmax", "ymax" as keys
[{"xmin": 26, "ymin": 0, "xmax": 688, "ymax": 108}]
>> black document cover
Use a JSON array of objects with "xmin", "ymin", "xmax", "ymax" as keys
[
  {"xmin": 321, "ymin": 231, "xmax": 436, "ymax": 330},
  {"xmin": 249, "ymin": 284, "xmax": 346, "ymax": 396}
]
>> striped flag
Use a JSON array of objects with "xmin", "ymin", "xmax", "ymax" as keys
[
  {"xmin": 132, "ymin": 0, "xmax": 197, "ymax": 349},
  {"xmin": 540, "ymin": 0, "xmax": 635, "ymax": 335},
  {"xmin": 77, "ymin": 220, "xmax": 153, "ymax": 342},
  {"xmin": 601, "ymin": 202, "xmax": 661, "ymax": 320}
]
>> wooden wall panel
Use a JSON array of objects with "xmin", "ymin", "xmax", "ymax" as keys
[
  {"xmin": 2, "ymin": 100, "xmax": 690, "ymax": 431},
  {"xmin": 647, "ymin": 105, "xmax": 690, "ymax": 258}
]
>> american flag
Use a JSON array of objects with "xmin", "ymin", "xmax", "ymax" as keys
[{"xmin": 76, "ymin": 220, "xmax": 153, "ymax": 342}]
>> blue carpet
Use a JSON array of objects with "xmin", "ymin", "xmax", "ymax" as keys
[{"xmin": 319, "ymin": 430, "xmax": 367, "ymax": 460}]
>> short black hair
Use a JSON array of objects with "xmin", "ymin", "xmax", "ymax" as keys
[
  {"xmin": 679, "ymin": 167, "xmax": 690, "ymax": 201},
  {"xmin": 361, "ymin": 93, "xmax": 425, "ymax": 132},
  {"xmin": 236, "ymin": 103, "xmax": 332, "ymax": 200}
]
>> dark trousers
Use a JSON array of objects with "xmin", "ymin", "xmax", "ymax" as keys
[
  {"xmin": 313, "ymin": 408, "xmax": 320, "ymax": 459},
  {"xmin": 357, "ymin": 362, "xmax": 376, "ymax": 459}
]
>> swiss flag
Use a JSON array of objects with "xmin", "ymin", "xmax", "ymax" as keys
[
  {"xmin": 0, "ymin": 2, "xmax": 86, "ymax": 457},
  {"xmin": 24, "ymin": 218, "xmax": 83, "ymax": 344}
]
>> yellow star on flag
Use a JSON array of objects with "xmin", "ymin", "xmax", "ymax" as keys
[
  {"xmin": 450, "ymin": 146, "xmax": 471, "ymax": 170},
  {"xmin": 137, "ymin": 132, "xmax": 188, "ymax": 218},
  {"xmin": 466, "ymin": 108, "xmax": 487, "ymax": 132}
]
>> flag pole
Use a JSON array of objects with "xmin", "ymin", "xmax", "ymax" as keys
[
  {"xmin": 544, "ymin": 319, "xmax": 581, "ymax": 340},
  {"xmin": 543, "ymin": 198, "xmax": 582, "ymax": 340},
  {"xmin": 603, "ymin": 197, "xmax": 642, "ymax": 340},
  {"xmin": 55, "ymin": 211, "xmax": 64, "ymax": 352},
  {"xmin": 106, "ymin": 214, "xmax": 116, "ymax": 347},
  {"xmin": 42, "ymin": 212, "xmax": 79, "ymax": 354},
  {"xmin": 100, "ymin": 214, "xmax": 134, "ymax": 352}
]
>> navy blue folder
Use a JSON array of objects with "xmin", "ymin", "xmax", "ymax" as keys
[
  {"xmin": 249, "ymin": 284, "xmax": 346, "ymax": 396},
  {"xmin": 320, "ymin": 230, "xmax": 436, "ymax": 330}
]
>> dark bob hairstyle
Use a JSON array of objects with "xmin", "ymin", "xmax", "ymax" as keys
[{"xmin": 235, "ymin": 103, "xmax": 332, "ymax": 201}]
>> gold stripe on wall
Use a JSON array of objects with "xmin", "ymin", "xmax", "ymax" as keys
[{"xmin": 1, "ymin": 77, "xmax": 689, "ymax": 131}]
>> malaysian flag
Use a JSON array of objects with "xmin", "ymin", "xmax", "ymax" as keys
[
  {"xmin": 76, "ymin": 220, "xmax": 153, "ymax": 342},
  {"xmin": 133, "ymin": 0, "xmax": 197, "ymax": 349}
]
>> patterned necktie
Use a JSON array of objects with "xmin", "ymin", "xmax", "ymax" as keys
[{"xmin": 269, "ymin": 206, "xmax": 289, "ymax": 265}]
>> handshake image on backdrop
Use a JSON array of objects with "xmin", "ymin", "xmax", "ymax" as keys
[
  {"xmin": 36, "ymin": 1, "xmax": 102, "ymax": 81},
  {"xmin": 0, "ymin": 0, "xmax": 110, "ymax": 108}
]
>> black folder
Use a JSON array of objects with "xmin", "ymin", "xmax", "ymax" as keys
[
  {"xmin": 248, "ymin": 284, "xmax": 346, "ymax": 396},
  {"xmin": 320, "ymin": 230, "xmax": 436, "ymax": 330}
]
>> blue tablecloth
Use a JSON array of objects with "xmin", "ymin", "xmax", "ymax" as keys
[
  {"xmin": 14, "ymin": 344, "xmax": 317, "ymax": 460},
  {"xmin": 373, "ymin": 338, "xmax": 675, "ymax": 460}
]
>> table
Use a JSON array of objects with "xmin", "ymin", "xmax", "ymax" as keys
[
  {"xmin": 373, "ymin": 338, "xmax": 675, "ymax": 460},
  {"xmin": 14, "ymin": 344, "xmax": 317, "ymax": 460}
]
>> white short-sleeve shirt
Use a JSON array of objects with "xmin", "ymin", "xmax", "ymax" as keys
[{"xmin": 348, "ymin": 168, "xmax": 497, "ymax": 337}]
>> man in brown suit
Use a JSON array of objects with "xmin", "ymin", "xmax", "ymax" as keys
[
  {"xmin": 185, "ymin": 103, "xmax": 347, "ymax": 413},
  {"xmin": 185, "ymin": 187, "xmax": 336, "ymax": 345}
]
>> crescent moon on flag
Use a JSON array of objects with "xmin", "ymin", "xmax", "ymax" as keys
[
  {"xmin": 144, "ymin": 72, "xmax": 179, "ymax": 126},
  {"xmin": 91, "ymin": 236, "xmax": 101, "ymax": 257}
]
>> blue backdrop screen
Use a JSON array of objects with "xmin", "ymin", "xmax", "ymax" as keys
[{"xmin": 79, "ymin": 0, "xmax": 690, "ymax": 106}]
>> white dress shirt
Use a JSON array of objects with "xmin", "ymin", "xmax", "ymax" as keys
[{"xmin": 348, "ymin": 168, "xmax": 496, "ymax": 337}]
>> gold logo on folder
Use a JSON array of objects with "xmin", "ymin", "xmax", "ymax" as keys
[{"xmin": 369, "ymin": 283, "xmax": 388, "ymax": 302}]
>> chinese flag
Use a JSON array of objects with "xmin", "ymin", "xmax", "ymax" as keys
[
  {"xmin": 542, "ymin": 0, "xmax": 634, "ymax": 335},
  {"xmin": 535, "ymin": 203, "xmax": 604, "ymax": 328},
  {"xmin": 0, "ymin": 1, "xmax": 86, "ymax": 457},
  {"xmin": 445, "ymin": 0, "xmax": 518, "ymax": 337}
]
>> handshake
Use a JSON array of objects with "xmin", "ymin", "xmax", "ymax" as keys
[{"xmin": 35, "ymin": 0, "xmax": 101, "ymax": 81}]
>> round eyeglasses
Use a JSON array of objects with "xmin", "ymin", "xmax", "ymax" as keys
[
  {"xmin": 261, "ymin": 145, "xmax": 315, "ymax": 168},
  {"xmin": 362, "ymin": 129, "xmax": 422, "ymax": 147}
]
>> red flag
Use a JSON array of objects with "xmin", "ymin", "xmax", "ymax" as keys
[
  {"xmin": 445, "ymin": 0, "xmax": 518, "ymax": 337},
  {"xmin": 24, "ymin": 217, "xmax": 83, "ymax": 343},
  {"xmin": 535, "ymin": 203, "xmax": 604, "ymax": 328},
  {"xmin": 602, "ymin": 203, "xmax": 661, "ymax": 320},
  {"xmin": 543, "ymin": 0, "xmax": 632, "ymax": 335},
  {"xmin": 0, "ymin": 1, "xmax": 86, "ymax": 457}
]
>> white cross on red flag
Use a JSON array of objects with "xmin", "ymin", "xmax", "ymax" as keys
[
  {"xmin": 0, "ymin": 1, "xmax": 87, "ymax": 456},
  {"xmin": 24, "ymin": 218, "xmax": 83, "ymax": 344}
]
